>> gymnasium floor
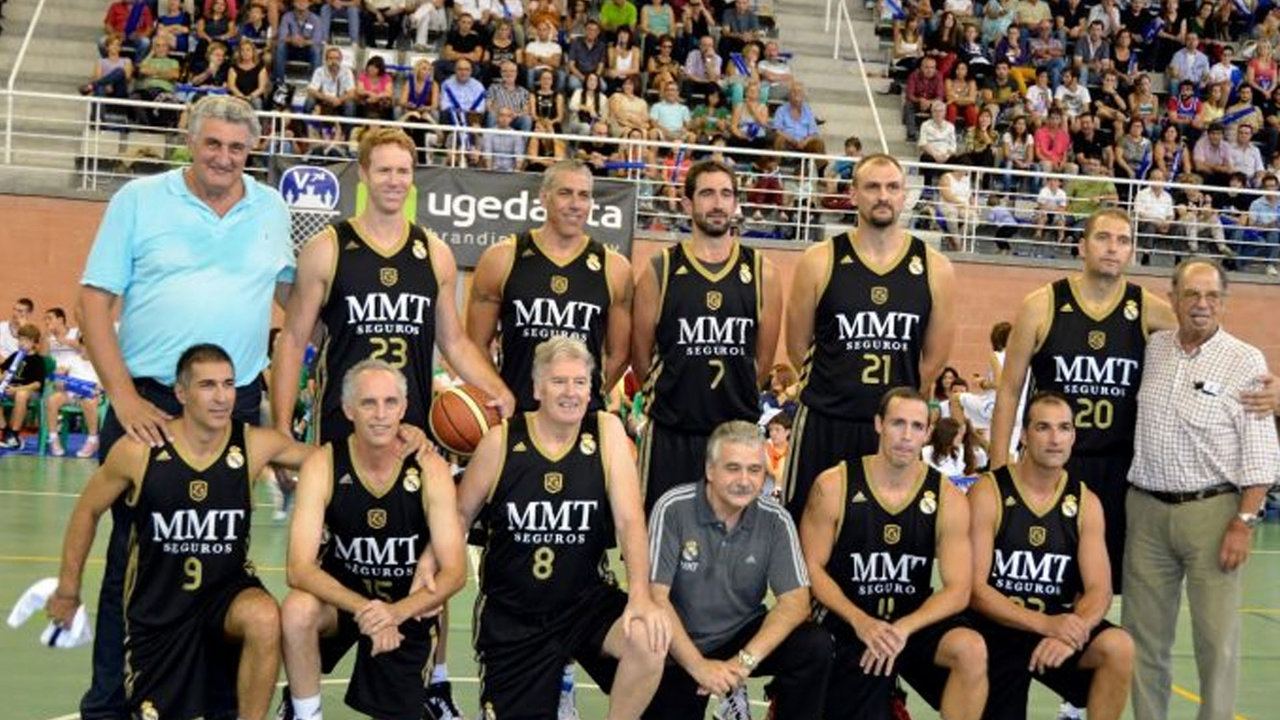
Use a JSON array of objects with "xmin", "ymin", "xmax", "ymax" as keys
[{"xmin": 2, "ymin": 453, "xmax": 1277, "ymax": 720}]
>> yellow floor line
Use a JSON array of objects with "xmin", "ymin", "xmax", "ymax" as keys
[{"xmin": 1171, "ymin": 683, "xmax": 1252, "ymax": 720}]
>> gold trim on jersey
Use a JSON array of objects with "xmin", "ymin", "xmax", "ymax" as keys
[
  {"xmin": 850, "ymin": 231, "xmax": 914, "ymax": 277},
  {"xmin": 347, "ymin": 435, "xmax": 404, "ymax": 500},
  {"xmin": 320, "ymin": 226, "xmax": 340, "ymax": 307},
  {"xmin": 485, "ymin": 420, "xmax": 510, "ymax": 504},
  {"xmin": 497, "ymin": 234, "xmax": 519, "ymax": 292},
  {"xmin": 862, "ymin": 456, "xmax": 928, "ymax": 516},
  {"xmin": 1076, "ymin": 480, "xmax": 1090, "ymax": 534},
  {"xmin": 681, "ymin": 240, "xmax": 741, "ymax": 282},
  {"xmin": 782, "ymin": 404, "xmax": 810, "ymax": 506},
  {"xmin": 530, "ymin": 228, "xmax": 591, "ymax": 268},
  {"xmin": 834, "ymin": 460, "xmax": 850, "ymax": 540},
  {"xmin": 351, "ymin": 217, "xmax": 411, "ymax": 259},
  {"xmin": 815, "ymin": 238, "xmax": 837, "ymax": 309},
  {"xmin": 526, "ymin": 413, "xmax": 576, "ymax": 463},
  {"xmin": 638, "ymin": 419, "xmax": 655, "ymax": 497},
  {"xmin": 125, "ymin": 443, "xmax": 155, "ymax": 508},
  {"xmin": 1033, "ymin": 283, "xmax": 1056, "ymax": 354},
  {"xmin": 314, "ymin": 340, "xmax": 331, "ymax": 445},
  {"xmin": 170, "ymin": 425, "xmax": 234, "ymax": 473},
  {"xmin": 1009, "ymin": 466, "xmax": 1070, "ymax": 519},
  {"xmin": 598, "ymin": 412, "xmax": 612, "ymax": 492},
  {"xmin": 1139, "ymin": 288, "xmax": 1155, "ymax": 341},
  {"xmin": 655, "ymin": 248, "xmax": 672, "ymax": 321},
  {"xmin": 603, "ymin": 248, "xmax": 617, "ymax": 304},
  {"xmin": 753, "ymin": 251, "xmax": 764, "ymax": 318},
  {"xmin": 1067, "ymin": 276, "xmax": 1127, "ymax": 323},
  {"xmin": 987, "ymin": 472, "xmax": 1005, "ymax": 533}
]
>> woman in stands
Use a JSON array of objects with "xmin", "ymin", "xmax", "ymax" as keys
[
  {"xmin": 355, "ymin": 55, "xmax": 395, "ymax": 120},
  {"xmin": 485, "ymin": 21, "xmax": 523, "ymax": 84},
  {"xmin": 1246, "ymin": 40, "xmax": 1278, "ymax": 99},
  {"xmin": 195, "ymin": 0, "xmax": 238, "ymax": 61},
  {"xmin": 724, "ymin": 40, "xmax": 761, "ymax": 107},
  {"xmin": 1192, "ymin": 81, "xmax": 1227, "ymax": 133},
  {"xmin": 645, "ymin": 36, "xmax": 682, "ymax": 102},
  {"xmin": 397, "ymin": 58, "xmax": 438, "ymax": 164},
  {"xmin": 1000, "ymin": 113, "xmax": 1035, "ymax": 195},
  {"xmin": 946, "ymin": 60, "xmax": 979, "ymax": 129},
  {"xmin": 568, "ymin": 72, "xmax": 610, "ymax": 136},
  {"xmin": 605, "ymin": 25, "xmax": 642, "ymax": 93},
  {"xmin": 957, "ymin": 22, "xmax": 992, "ymax": 82},
  {"xmin": 730, "ymin": 80, "xmax": 773, "ymax": 149},
  {"xmin": 1129, "ymin": 73, "xmax": 1163, "ymax": 137},
  {"xmin": 157, "ymin": 0, "xmax": 193, "ymax": 56},
  {"xmin": 640, "ymin": 0, "xmax": 676, "ymax": 54},
  {"xmin": 959, "ymin": 108, "xmax": 997, "ymax": 183},
  {"xmin": 228, "ymin": 38, "xmax": 268, "ymax": 109},
  {"xmin": 532, "ymin": 68, "xmax": 566, "ymax": 133},
  {"xmin": 187, "ymin": 41, "xmax": 231, "ymax": 98},
  {"xmin": 81, "ymin": 35, "xmax": 134, "ymax": 100},
  {"xmin": 1151, "ymin": 0, "xmax": 1187, "ymax": 71},
  {"xmin": 923, "ymin": 417, "xmax": 986, "ymax": 479},
  {"xmin": 1114, "ymin": 117, "xmax": 1153, "ymax": 194},
  {"xmin": 608, "ymin": 74, "xmax": 651, "ymax": 136},
  {"xmin": 1110, "ymin": 29, "xmax": 1139, "ymax": 94},
  {"xmin": 1153, "ymin": 123, "xmax": 1191, "ymax": 179},
  {"xmin": 892, "ymin": 15, "xmax": 926, "ymax": 87}
]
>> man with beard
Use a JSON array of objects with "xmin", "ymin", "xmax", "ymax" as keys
[
  {"xmin": 782, "ymin": 153, "xmax": 956, "ymax": 519},
  {"xmin": 632, "ymin": 159, "xmax": 783, "ymax": 511}
]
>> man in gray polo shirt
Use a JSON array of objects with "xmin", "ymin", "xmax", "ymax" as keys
[{"xmin": 646, "ymin": 420, "xmax": 832, "ymax": 720}]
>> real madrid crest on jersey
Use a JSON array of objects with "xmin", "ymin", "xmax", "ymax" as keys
[
  {"xmin": 140, "ymin": 700, "xmax": 160, "ymax": 720},
  {"xmin": 739, "ymin": 262, "xmax": 752, "ymax": 284},
  {"xmin": 579, "ymin": 432, "xmax": 597, "ymax": 455},
  {"xmin": 403, "ymin": 467, "xmax": 421, "ymax": 492},
  {"xmin": 226, "ymin": 445, "xmax": 245, "ymax": 470},
  {"xmin": 919, "ymin": 490, "xmax": 937, "ymax": 515},
  {"xmin": 412, "ymin": 238, "xmax": 428, "ymax": 259},
  {"xmin": 871, "ymin": 286, "xmax": 889, "ymax": 305},
  {"xmin": 544, "ymin": 472, "xmax": 563, "ymax": 494},
  {"xmin": 909, "ymin": 255, "xmax": 924, "ymax": 275},
  {"xmin": 1062, "ymin": 494, "xmax": 1079, "ymax": 518},
  {"xmin": 551, "ymin": 275, "xmax": 569, "ymax": 294},
  {"xmin": 1029, "ymin": 525, "xmax": 1047, "ymax": 547},
  {"xmin": 884, "ymin": 524, "xmax": 902, "ymax": 545},
  {"xmin": 706, "ymin": 290, "xmax": 723, "ymax": 311},
  {"xmin": 380, "ymin": 267, "xmax": 398, "ymax": 287},
  {"xmin": 367, "ymin": 508, "xmax": 387, "ymax": 529},
  {"xmin": 1088, "ymin": 330, "xmax": 1106, "ymax": 350},
  {"xmin": 587, "ymin": 253, "xmax": 602, "ymax": 272},
  {"xmin": 1124, "ymin": 299, "xmax": 1139, "ymax": 321},
  {"xmin": 680, "ymin": 539, "xmax": 700, "ymax": 571},
  {"xmin": 189, "ymin": 479, "xmax": 208, "ymax": 502}
]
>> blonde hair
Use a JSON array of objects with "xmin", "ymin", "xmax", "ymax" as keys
[{"xmin": 357, "ymin": 127, "xmax": 417, "ymax": 168}]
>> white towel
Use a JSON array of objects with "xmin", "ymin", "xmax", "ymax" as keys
[{"xmin": 7, "ymin": 577, "xmax": 93, "ymax": 648}]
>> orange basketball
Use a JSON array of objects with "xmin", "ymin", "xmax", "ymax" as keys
[{"xmin": 429, "ymin": 383, "xmax": 501, "ymax": 456}]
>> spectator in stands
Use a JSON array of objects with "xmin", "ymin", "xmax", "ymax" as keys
[
  {"xmin": 1247, "ymin": 173, "xmax": 1280, "ymax": 274},
  {"xmin": 683, "ymin": 33, "xmax": 723, "ymax": 101},
  {"xmin": 937, "ymin": 165, "xmax": 976, "ymax": 249},
  {"xmin": 1015, "ymin": 0, "xmax": 1051, "ymax": 29},
  {"xmin": 719, "ymin": 0, "xmax": 761, "ymax": 59},
  {"xmin": 1034, "ymin": 106, "xmax": 1071, "ymax": 175},
  {"xmin": 730, "ymin": 79, "xmax": 773, "ymax": 148},
  {"xmin": 649, "ymin": 80, "xmax": 694, "ymax": 142},
  {"xmin": 81, "ymin": 35, "xmax": 134, "ymax": 100},
  {"xmin": 303, "ymin": 45, "xmax": 356, "ymax": 116},
  {"xmin": 1027, "ymin": 18, "xmax": 1067, "ymax": 88},
  {"xmin": 1193, "ymin": 123, "xmax": 1233, "ymax": 188},
  {"xmin": 1072, "ymin": 20, "xmax": 1110, "ymax": 86},
  {"xmin": 1087, "ymin": 0, "xmax": 1122, "ymax": 36},
  {"xmin": 524, "ymin": 19, "xmax": 564, "ymax": 89},
  {"xmin": 1231, "ymin": 123, "xmax": 1266, "ymax": 187},
  {"xmin": 568, "ymin": 19, "xmax": 608, "ymax": 92},
  {"xmin": 1152, "ymin": 0, "xmax": 1188, "ymax": 71},
  {"xmin": 904, "ymin": 55, "xmax": 944, "ymax": 141},
  {"xmin": 483, "ymin": 20, "xmax": 522, "ymax": 83},
  {"xmin": 355, "ymin": 55, "xmax": 394, "ymax": 119},
  {"xmin": 42, "ymin": 308, "xmax": 102, "ymax": 458},
  {"xmin": 1134, "ymin": 167, "xmax": 1176, "ymax": 261},
  {"xmin": 100, "ymin": 0, "xmax": 155, "ymax": 59},
  {"xmin": 945, "ymin": 60, "xmax": 979, "ymax": 128},
  {"xmin": 1192, "ymin": 82, "xmax": 1228, "ymax": 133},
  {"xmin": 451, "ymin": 0, "xmax": 497, "ymax": 27},
  {"xmin": 724, "ymin": 40, "xmax": 760, "ymax": 106},
  {"xmin": 1121, "ymin": 0, "xmax": 1155, "ymax": 58},
  {"xmin": 1035, "ymin": 174, "xmax": 1068, "ymax": 242},
  {"xmin": 228, "ymin": 38, "xmax": 269, "ymax": 109},
  {"xmin": 957, "ymin": 22, "xmax": 992, "ymax": 82},
  {"xmin": 605, "ymin": 25, "xmax": 642, "ymax": 93},
  {"xmin": 0, "ymin": 324, "xmax": 45, "ymax": 451},
  {"xmin": 1225, "ymin": 85, "xmax": 1264, "ymax": 137},
  {"xmin": 745, "ymin": 155, "xmax": 788, "ymax": 222},
  {"xmin": 1168, "ymin": 32, "xmax": 1210, "ymax": 91},
  {"xmin": 1110, "ymin": 28, "xmax": 1139, "ymax": 92},
  {"xmin": 1177, "ymin": 179, "xmax": 1234, "ymax": 259},
  {"xmin": 238, "ymin": 4, "xmax": 270, "ymax": 53},
  {"xmin": 525, "ymin": 124, "xmax": 567, "ymax": 171},
  {"xmin": 1129, "ymin": 72, "xmax": 1163, "ymax": 137},
  {"xmin": 564, "ymin": 0, "xmax": 595, "ymax": 39},
  {"xmin": 1054, "ymin": 67, "xmax": 1090, "ymax": 130},
  {"xmin": 771, "ymin": 82, "xmax": 825, "ymax": 155},
  {"xmin": 764, "ymin": 411, "xmax": 791, "ymax": 497},
  {"xmin": 437, "ymin": 12, "xmax": 484, "ymax": 83},
  {"xmin": 1093, "ymin": 70, "xmax": 1128, "ymax": 139},
  {"xmin": 681, "ymin": 0, "xmax": 716, "ymax": 51},
  {"xmin": 959, "ymin": 107, "xmax": 997, "ymax": 170},
  {"xmin": 409, "ymin": 0, "xmax": 447, "ymax": 50},
  {"xmin": 609, "ymin": 74, "xmax": 651, "ymax": 136},
  {"xmin": 1154, "ymin": 123, "xmax": 1191, "ymax": 179},
  {"xmin": 1246, "ymin": 42, "xmax": 1278, "ymax": 99},
  {"xmin": 600, "ymin": 0, "xmax": 638, "ymax": 35},
  {"xmin": 923, "ymin": 417, "xmax": 983, "ymax": 479},
  {"xmin": 187, "ymin": 41, "xmax": 232, "ymax": 99},
  {"xmin": 157, "ymin": 0, "xmax": 193, "ymax": 55},
  {"xmin": 362, "ymin": 0, "xmax": 408, "ymax": 48},
  {"xmin": 575, "ymin": 120, "xmax": 616, "ymax": 174},
  {"xmin": 820, "ymin": 135, "xmax": 862, "ymax": 213},
  {"xmin": 1069, "ymin": 112, "xmax": 1113, "ymax": 174},
  {"xmin": 395, "ymin": 59, "xmax": 437, "ymax": 161},
  {"xmin": 645, "ymin": 36, "xmax": 681, "ymax": 100},
  {"xmin": 131, "ymin": 34, "xmax": 182, "ymax": 126},
  {"xmin": 1207, "ymin": 44, "xmax": 1239, "ymax": 89},
  {"xmin": 195, "ymin": 0, "xmax": 238, "ymax": 60},
  {"xmin": 1023, "ymin": 67, "xmax": 1052, "ymax": 126},
  {"xmin": 926, "ymin": 12, "xmax": 962, "ymax": 74},
  {"xmin": 1114, "ymin": 117, "xmax": 1152, "ymax": 190},
  {"xmin": 890, "ymin": 15, "xmax": 925, "ymax": 88},
  {"xmin": 1164, "ymin": 79, "xmax": 1200, "ymax": 136},
  {"xmin": 0, "ymin": 298, "xmax": 33, "ymax": 362},
  {"xmin": 1064, "ymin": 155, "xmax": 1119, "ymax": 228},
  {"xmin": 488, "ymin": 61, "xmax": 533, "ymax": 131},
  {"xmin": 982, "ymin": 59, "xmax": 1024, "ymax": 125},
  {"xmin": 691, "ymin": 86, "xmax": 730, "ymax": 143},
  {"xmin": 640, "ymin": 0, "xmax": 677, "ymax": 50},
  {"xmin": 758, "ymin": 41, "xmax": 793, "ymax": 103},
  {"xmin": 981, "ymin": 0, "xmax": 1016, "ymax": 45},
  {"xmin": 1002, "ymin": 114, "xmax": 1036, "ymax": 194},
  {"xmin": 274, "ymin": 0, "xmax": 324, "ymax": 81},
  {"xmin": 918, "ymin": 100, "xmax": 957, "ymax": 187},
  {"xmin": 477, "ymin": 106, "xmax": 527, "ymax": 171},
  {"xmin": 440, "ymin": 57, "xmax": 487, "ymax": 127}
]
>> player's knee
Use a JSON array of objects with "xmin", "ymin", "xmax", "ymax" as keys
[
  {"xmin": 944, "ymin": 628, "xmax": 987, "ymax": 679},
  {"xmin": 622, "ymin": 622, "xmax": 666, "ymax": 670},
  {"xmin": 1095, "ymin": 628, "xmax": 1134, "ymax": 673},
  {"xmin": 239, "ymin": 592, "xmax": 282, "ymax": 645},
  {"xmin": 280, "ymin": 590, "xmax": 324, "ymax": 636},
  {"xmin": 13, "ymin": 388, "xmax": 31, "ymax": 404}
]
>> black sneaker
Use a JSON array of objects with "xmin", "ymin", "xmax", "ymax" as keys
[
  {"xmin": 424, "ymin": 681, "xmax": 467, "ymax": 720},
  {"xmin": 275, "ymin": 686, "xmax": 295, "ymax": 720}
]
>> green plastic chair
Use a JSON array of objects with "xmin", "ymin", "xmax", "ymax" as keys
[{"xmin": 37, "ymin": 357, "xmax": 110, "ymax": 456}]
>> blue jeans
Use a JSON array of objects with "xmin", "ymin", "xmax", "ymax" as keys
[
  {"xmin": 303, "ymin": 96, "xmax": 356, "ymax": 117},
  {"xmin": 273, "ymin": 41, "xmax": 323, "ymax": 81},
  {"xmin": 320, "ymin": 2, "xmax": 361, "ymax": 43},
  {"xmin": 90, "ymin": 67, "xmax": 130, "ymax": 99},
  {"xmin": 487, "ymin": 110, "xmax": 532, "ymax": 131}
]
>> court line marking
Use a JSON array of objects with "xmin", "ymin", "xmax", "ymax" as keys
[{"xmin": 1171, "ymin": 684, "xmax": 1252, "ymax": 720}]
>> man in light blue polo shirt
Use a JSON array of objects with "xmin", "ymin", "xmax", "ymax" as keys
[{"xmin": 74, "ymin": 94, "xmax": 293, "ymax": 720}]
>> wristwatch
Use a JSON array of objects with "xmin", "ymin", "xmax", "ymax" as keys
[
  {"xmin": 736, "ymin": 649, "xmax": 758, "ymax": 671},
  {"xmin": 1237, "ymin": 511, "xmax": 1263, "ymax": 528}
]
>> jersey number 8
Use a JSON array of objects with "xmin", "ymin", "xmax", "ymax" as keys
[{"xmin": 532, "ymin": 546, "xmax": 556, "ymax": 580}]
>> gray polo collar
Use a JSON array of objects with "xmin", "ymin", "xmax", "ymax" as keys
[{"xmin": 693, "ymin": 480, "xmax": 759, "ymax": 533}]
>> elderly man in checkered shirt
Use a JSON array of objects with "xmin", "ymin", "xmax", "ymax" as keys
[{"xmin": 1124, "ymin": 258, "xmax": 1280, "ymax": 720}]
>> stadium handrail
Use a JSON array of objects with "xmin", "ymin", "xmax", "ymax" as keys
[
  {"xmin": 4, "ymin": 0, "xmax": 51, "ymax": 164},
  {"xmin": 833, "ymin": 0, "xmax": 889, "ymax": 154}
]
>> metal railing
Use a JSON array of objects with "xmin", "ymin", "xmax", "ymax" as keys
[
  {"xmin": 830, "ymin": 0, "xmax": 890, "ymax": 154},
  {"xmin": 4, "ymin": 0, "xmax": 52, "ymax": 164}
]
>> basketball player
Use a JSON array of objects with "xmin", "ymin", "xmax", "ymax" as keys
[
  {"xmin": 784, "ymin": 154, "xmax": 956, "ymax": 519},
  {"xmin": 970, "ymin": 391, "xmax": 1133, "ymax": 720},
  {"xmin": 278, "ymin": 359, "xmax": 467, "ymax": 720},
  {"xmin": 271, "ymin": 127, "xmax": 514, "ymax": 447},
  {"xmin": 467, "ymin": 159, "xmax": 634, "ymax": 412},
  {"xmin": 457, "ymin": 337, "xmax": 670, "ymax": 720},
  {"xmin": 47, "ymin": 344, "xmax": 314, "ymax": 720},
  {"xmin": 632, "ymin": 159, "xmax": 783, "ymax": 511},
  {"xmin": 800, "ymin": 387, "xmax": 986, "ymax": 720},
  {"xmin": 988, "ymin": 208, "xmax": 1176, "ymax": 595}
]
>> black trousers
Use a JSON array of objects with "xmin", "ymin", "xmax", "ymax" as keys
[
  {"xmin": 80, "ymin": 376, "xmax": 262, "ymax": 720},
  {"xmin": 642, "ymin": 617, "xmax": 833, "ymax": 720}
]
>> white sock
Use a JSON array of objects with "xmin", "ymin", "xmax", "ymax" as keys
[
  {"xmin": 86, "ymin": 434, "xmax": 98, "ymax": 440},
  {"xmin": 291, "ymin": 693, "xmax": 322, "ymax": 719},
  {"xmin": 430, "ymin": 663, "xmax": 449, "ymax": 685},
  {"xmin": 561, "ymin": 663, "xmax": 575, "ymax": 692}
]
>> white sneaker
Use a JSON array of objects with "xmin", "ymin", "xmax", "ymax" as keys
[
  {"xmin": 48, "ymin": 434, "xmax": 65, "ymax": 457},
  {"xmin": 556, "ymin": 686, "xmax": 580, "ymax": 720},
  {"xmin": 713, "ymin": 685, "xmax": 752, "ymax": 720},
  {"xmin": 1055, "ymin": 701, "xmax": 1083, "ymax": 720},
  {"xmin": 1267, "ymin": 265, "xmax": 1278, "ymax": 276},
  {"xmin": 76, "ymin": 436, "xmax": 99, "ymax": 459}
]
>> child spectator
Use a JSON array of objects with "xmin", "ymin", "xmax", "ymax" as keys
[{"xmin": 0, "ymin": 324, "xmax": 46, "ymax": 450}]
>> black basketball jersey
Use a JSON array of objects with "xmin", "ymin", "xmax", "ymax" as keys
[
  {"xmin": 820, "ymin": 458, "xmax": 941, "ymax": 628},
  {"xmin": 1028, "ymin": 279, "xmax": 1145, "ymax": 457},
  {"xmin": 643, "ymin": 242, "xmax": 762, "ymax": 432},
  {"xmin": 800, "ymin": 233, "xmax": 933, "ymax": 422},
  {"xmin": 124, "ymin": 424, "xmax": 254, "ymax": 630},
  {"xmin": 987, "ymin": 467, "xmax": 1084, "ymax": 615},
  {"xmin": 479, "ymin": 412, "xmax": 614, "ymax": 614},
  {"xmin": 498, "ymin": 231, "xmax": 611, "ymax": 412},
  {"xmin": 320, "ymin": 438, "xmax": 431, "ymax": 600},
  {"xmin": 316, "ymin": 220, "xmax": 439, "ymax": 443}
]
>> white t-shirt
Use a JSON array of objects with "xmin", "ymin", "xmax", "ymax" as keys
[
  {"xmin": 922, "ymin": 445, "xmax": 989, "ymax": 478},
  {"xmin": 48, "ymin": 328, "xmax": 99, "ymax": 383},
  {"xmin": 1037, "ymin": 185, "xmax": 1067, "ymax": 209},
  {"xmin": 0, "ymin": 322, "xmax": 18, "ymax": 361},
  {"xmin": 1054, "ymin": 83, "xmax": 1091, "ymax": 118},
  {"xmin": 526, "ymin": 39, "xmax": 563, "ymax": 67}
]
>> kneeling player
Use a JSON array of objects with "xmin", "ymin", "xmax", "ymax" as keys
[
  {"xmin": 969, "ymin": 391, "xmax": 1133, "ymax": 720},
  {"xmin": 801, "ymin": 387, "xmax": 987, "ymax": 720},
  {"xmin": 279, "ymin": 359, "xmax": 467, "ymax": 720},
  {"xmin": 458, "ymin": 337, "xmax": 670, "ymax": 720},
  {"xmin": 47, "ymin": 344, "xmax": 315, "ymax": 720}
]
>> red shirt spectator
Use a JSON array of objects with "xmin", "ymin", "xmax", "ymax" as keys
[
  {"xmin": 1033, "ymin": 109, "xmax": 1072, "ymax": 170},
  {"xmin": 103, "ymin": 0, "xmax": 155, "ymax": 40}
]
